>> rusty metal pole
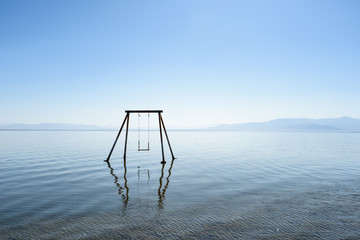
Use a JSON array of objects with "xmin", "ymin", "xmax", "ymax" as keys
[
  {"xmin": 123, "ymin": 113, "xmax": 130, "ymax": 159},
  {"xmin": 106, "ymin": 113, "xmax": 129, "ymax": 162},
  {"xmin": 160, "ymin": 114, "xmax": 175, "ymax": 160},
  {"xmin": 158, "ymin": 112, "xmax": 166, "ymax": 164}
]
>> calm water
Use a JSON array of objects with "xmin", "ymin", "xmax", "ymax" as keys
[{"xmin": 1, "ymin": 131, "xmax": 360, "ymax": 239}]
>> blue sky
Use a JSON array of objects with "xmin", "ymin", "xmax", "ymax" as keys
[{"xmin": 1, "ymin": 0, "xmax": 359, "ymax": 127}]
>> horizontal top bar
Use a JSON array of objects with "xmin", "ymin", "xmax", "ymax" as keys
[{"xmin": 125, "ymin": 110, "xmax": 163, "ymax": 113}]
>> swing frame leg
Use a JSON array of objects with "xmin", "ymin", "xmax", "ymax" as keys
[
  {"xmin": 160, "ymin": 114, "xmax": 176, "ymax": 160},
  {"xmin": 105, "ymin": 113, "xmax": 129, "ymax": 162},
  {"xmin": 123, "ymin": 113, "xmax": 130, "ymax": 159},
  {"xmin": 158, "ymin": 112, "xmax": 166, "ymax": 164}
]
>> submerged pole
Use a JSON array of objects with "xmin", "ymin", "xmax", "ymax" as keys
[
  {"xmin": 158, "ymin": 112, "xmax": 166, "ymax": 164},
  {"xmin": 160, "ymin": 114, "xmax": 175, "ymax": 160},
  {"xmin": 123, "ymin": 113, "xmax": 130, "ymax": 159}
]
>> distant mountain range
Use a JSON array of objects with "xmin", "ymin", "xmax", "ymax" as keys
[
  {"xmin": 1, "ymin": 117, "xmax": 360, "ymax": 132},
  {"xmin": 0, "ymin": 123, "xmax": 116, "ymax": 131},
  {"xmin": 206, "ymin": 116, "xmax": 360, "ymax": 132}
]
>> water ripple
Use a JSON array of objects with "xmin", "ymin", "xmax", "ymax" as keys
[{"xmin": 1, "ymin": 131, "xmax": 360, "ymax": 239}]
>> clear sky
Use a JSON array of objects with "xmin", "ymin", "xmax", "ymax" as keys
[{"xmin": 1, "ymin": 0, "xmax": 359, "ymax": 128}]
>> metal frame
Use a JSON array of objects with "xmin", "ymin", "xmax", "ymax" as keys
[{"xmin": 105, "ymin": 110, "xmax": 175, "ymax": 164}]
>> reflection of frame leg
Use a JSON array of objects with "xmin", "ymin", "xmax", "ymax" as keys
[
  {"xmin": 158, "ymin": 163, "xmax": 165, "ymax": 207},
  {"xmin": 123, "ymin": 113, "xmax": 130, "ymax": 159},
  {"xmin": 123, "ymin": 157, "xmax": 129, "ymax": 205},
  {"xmin": 162, "ymin": 157, "xmax": 175, "ymax": 196},
  {"xmin": 106, "ymin": 113, "xmax": 129, "ymax": 162},
  {"xmin": 105, "ymin": 158, "xmax": 129, "ymax": 206},
  {"xmin": 160, "ymin": 114, "xmax": 175, "ymax": 160},
  {"xmin": 158, "ymin": 113, "xmax": 166, "ymax": 164}
]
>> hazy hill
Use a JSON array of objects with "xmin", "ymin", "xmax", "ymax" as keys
[
  {"xmin": 207, "ymin": 116, "xmax": 360, "ymax": 132},
  {"xmin": 0, "ymin": 123, "xmax": 115, "ymax": 131},
  {"xmin": 2, "ymin": 117, "xmax": 360, "ymax": 132}
]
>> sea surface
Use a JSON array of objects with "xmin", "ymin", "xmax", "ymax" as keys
[{"xmin": 0, "ymin": 131, "xmax": 360, "ymax": 239}]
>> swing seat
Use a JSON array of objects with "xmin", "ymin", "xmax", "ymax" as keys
[{"xmin": 138, "ymin": 148, "xmax": 150, "ymax": 151}]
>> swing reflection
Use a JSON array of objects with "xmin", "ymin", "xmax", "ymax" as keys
[{"xmin": 105, "ymin": 157, "xmax": 175, "ymax": 208}]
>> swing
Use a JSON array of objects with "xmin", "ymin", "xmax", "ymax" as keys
[
  {"xmin": 106, "ymin": 110, "xmax": 175, "ymax": 164},
  {"xmin": 138, "ymin": 113, "xmax": 150, "ymax": 151}
]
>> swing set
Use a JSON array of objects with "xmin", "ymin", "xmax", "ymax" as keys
[{"xmin": 105, "ymin": 110, "xmax": 175, "ymax": 164}]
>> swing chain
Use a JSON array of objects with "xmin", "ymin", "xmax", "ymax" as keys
[{"xmin": 137, "ymin": 112, "xmax": 150, "ymax": 151}]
